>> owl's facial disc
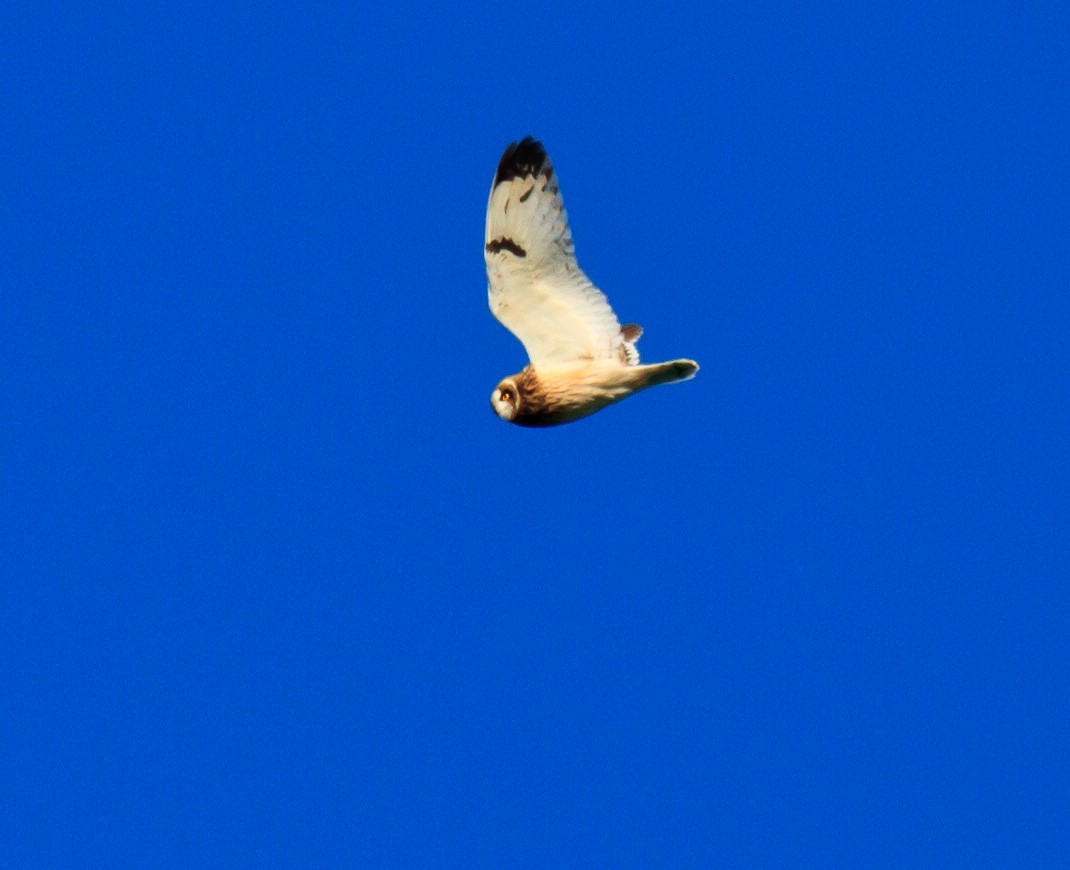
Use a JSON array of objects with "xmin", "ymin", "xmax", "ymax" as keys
[{"xmin": 491, "ymin": 380, "xmax": 518, "ymax": 421}]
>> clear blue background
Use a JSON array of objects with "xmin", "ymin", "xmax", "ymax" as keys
[{"xmin": 3, "ymin": 1, "xmax": 1067, "ymax": 866}]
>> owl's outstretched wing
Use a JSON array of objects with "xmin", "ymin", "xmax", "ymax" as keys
[{"xmin": 485, "ymin": 137, "xmax": 639, "ymax": 367}]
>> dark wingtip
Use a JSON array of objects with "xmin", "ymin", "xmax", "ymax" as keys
[
  {"xmin": 494, "ymin": 136, "xmax": 547, "ymax": 186},
  {"xmin": 674, "ymin": 360, "xmax": 699, "ymax": 381}
]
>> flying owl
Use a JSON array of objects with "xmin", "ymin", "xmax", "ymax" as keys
[{"xmin": 485, "ymin": 136, "xmax": 698, "ymax": 427}]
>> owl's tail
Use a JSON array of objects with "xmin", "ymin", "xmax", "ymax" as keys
[{"xmin": 643, "ymin": 359, "xmax": 699, "ymax": 388}]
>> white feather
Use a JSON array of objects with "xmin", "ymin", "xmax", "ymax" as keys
[{"xmin": 484, "ymin": 139, "xmax": 632, "ymax": 367}]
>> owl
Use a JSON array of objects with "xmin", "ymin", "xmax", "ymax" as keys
[{"xmin": 485, "ymin": 137, "xmax": 698, "ymax": 427}]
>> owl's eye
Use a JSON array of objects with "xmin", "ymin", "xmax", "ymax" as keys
[{"xmin": 500, "ymin": 389, "xmax": 514, "ymax": 403}]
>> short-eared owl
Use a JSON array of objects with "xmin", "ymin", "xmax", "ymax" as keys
[{"xmin": 485, "ymin": 137, "xmax": 698, "ymax": 427}]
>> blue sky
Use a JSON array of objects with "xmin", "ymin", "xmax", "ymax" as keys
[{"xmin": 3, "ymin": 1, "xmax": 1067, "ymax": 866}]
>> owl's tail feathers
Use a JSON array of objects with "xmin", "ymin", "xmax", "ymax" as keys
[{"xmin": 645, "ymin": 359, "xmax": 699, "ymax": 387}]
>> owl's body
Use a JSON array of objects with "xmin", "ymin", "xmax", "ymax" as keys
[
  {"xmin": 485, "ymin": 137, "xmax": 697, "ymax": 427},
  {"xmin": 495, "ymin": 360, "xmax": 699, "ymax": 427}
]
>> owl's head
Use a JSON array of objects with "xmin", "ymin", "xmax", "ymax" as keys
[{"xmin": 490, "ymin": 378, "xmax": 520, "ymax": 421}]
